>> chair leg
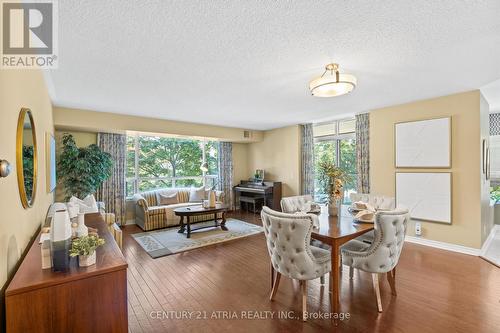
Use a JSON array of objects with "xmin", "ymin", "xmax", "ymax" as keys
[
  {"xmin": 270, "ymin": 262, "xmax": 275, "ymax": 290},
  {"xmin": 387, "ymin": 267, "xmax": 397, "ymax": 296},
  {"xmin": 320, "ymin": 275, "xmax": 325, "ymax": 285},
  {"xmin": 371, "ymin": 273, "xmax": 383, "ymax": 312},
  {"xmin": 270, "ymin": 272, "xmax": 281, "ymax": 301},
  {"xmin": 349, "ymin": 266, "xmax": 354, "ymax": 279},
  {"xmin": 301, "ymin": 280, "xmax": 307, "ymax": 322}
]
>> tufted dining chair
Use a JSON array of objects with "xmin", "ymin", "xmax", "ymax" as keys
[
  {"xmin": 280, "ymin": 195, "xmax": 314, "ymax": 213},
  {"xmin": 261, "ymin": 206, "xmax": 331, "ymax": 321},
  {"xmin": 350, "ymin": 193, "xmax": 396, "ymax": 211},
  {"xmin": 341, "ymin": 209, "xmax": 409, "ymax": 312}
]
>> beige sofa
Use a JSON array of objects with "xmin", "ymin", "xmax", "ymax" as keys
[{"xmin": 132, "ymin": 188, "xmax": 224, "ymax": 231}]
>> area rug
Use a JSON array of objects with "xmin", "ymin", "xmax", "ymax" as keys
[{"xmin": 131, "ymin": 219, "xmax": 263, "ymax": 258}]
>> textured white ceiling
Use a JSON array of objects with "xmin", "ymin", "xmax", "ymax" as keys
[
  {"xmin": 481, "ymin": 79, "xmax": 500, "ymax": 113},
  {"xmin": 48, "ymin": 1, "xmax": 500, "ymax": 130}
]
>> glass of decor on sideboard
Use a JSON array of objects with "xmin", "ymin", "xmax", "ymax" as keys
[{"xmin": 70, "ymin": 235, "xmax": 105, "ymax": 267}]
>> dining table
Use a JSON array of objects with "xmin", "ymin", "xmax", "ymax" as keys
[{"xmin": 311, "ymin": 205, "xmax": 375, "ymax": 316}]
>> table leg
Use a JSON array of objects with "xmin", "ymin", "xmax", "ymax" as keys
[
  {"xmin": 186, "ymin": 216, "xmax": 191, "ymax": 238},
  {"xmin": 331, "ymin": 241, "xmax": 340, "ymax": 316},
  {"xmin": 214, "ymin": 213, "xmax": 218, "ymax": 228},
  {"xmin": 221, "ymin": 211, "xmax": 228, "ymax": 231},
  {"xmin": 178, "ymin": 216, "xmax": 185, "ymax": 234}
]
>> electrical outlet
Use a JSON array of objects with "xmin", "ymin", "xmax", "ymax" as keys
[{"xmin": 415, "ymin": 222, "xmax": 422, "ymax": 236}]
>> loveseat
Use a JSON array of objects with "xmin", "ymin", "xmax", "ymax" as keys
[{"xmin": 132, "ymin": 188, "xmax": 224, "ymax": 231}]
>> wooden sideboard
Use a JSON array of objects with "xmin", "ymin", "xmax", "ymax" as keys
[{"xmin": 5, "ymin": 213, "xmax": 128, "ymax": 333}]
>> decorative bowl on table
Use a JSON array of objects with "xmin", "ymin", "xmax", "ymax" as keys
[
  {"xmin": 352, "ymin": 210, "xmax": 375, "ymax": 223},
  {"xmin": 307, "ymin": 202, "xmax": 322, "ymax": 215}
]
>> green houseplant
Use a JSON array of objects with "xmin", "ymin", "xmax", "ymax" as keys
[
  {"xmin": 316, "ymin": 160, "xmax": 351, "ymax": 216},
  {"xmin": 70, "ymin": 235, "xmax": 105, "ymax": 267},
  {"xmin": 491, "ymin": 186, "xmax": 500, "ymax": 204},
  {"xmin": 58, "ymin": 133, "xmax": 113, "ymax": 200},
  {"xmin": 22, "ymin": 145, "xmax": 34, "ymax": 200}
]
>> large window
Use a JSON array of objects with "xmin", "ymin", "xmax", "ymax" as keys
[
  {"xmin": 126, "ymin": 134, "xmax": 219, "ymax": 196},
  {"xmin": 313, "ymin": 119, "xmax": 357, "ymax": 203}
]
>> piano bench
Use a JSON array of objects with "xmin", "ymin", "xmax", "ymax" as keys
[{"xmin": 239, "ymin": 196, "xmax": 264, "ymax": 214}]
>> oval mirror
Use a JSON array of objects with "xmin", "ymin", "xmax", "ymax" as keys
[{"xmin": 16, "ymin": 108, "xmax": 37, "ymax": 208}]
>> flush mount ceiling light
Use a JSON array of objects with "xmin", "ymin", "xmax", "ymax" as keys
[{"xmin": 309, "ymin": 63, "xmax": 357, "ymax": 97}]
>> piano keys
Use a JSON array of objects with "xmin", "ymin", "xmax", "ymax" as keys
[{"xmin": 233, "ymin": 180, "xmax": 282, "ymax": 212}]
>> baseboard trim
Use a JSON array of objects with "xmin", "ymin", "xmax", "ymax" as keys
[
  {"xmin": 480, "ymin": 225, "xmax": 500, "ymax": 257},
  {"xmin": 405, "ymin": 236, "xmax": 481, "ymax": 256},
  {"xmin": 125, "ymin": 219, "xmax": 136, "ymax": 226}
]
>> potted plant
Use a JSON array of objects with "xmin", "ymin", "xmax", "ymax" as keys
[
  {"xmin": 316, "ymin": 161, "xmax": 351, "ymax": 216},
  {"xmin": 70, "ymin": 235, "xmax": 105, "ymax": 267},
  {"xmin": 491, "ymin": 186, "xmax": 500, "ymax": 224},
  {"xmin": 57, "ymin": 133, "xmax": 113, "ymax": 200}
]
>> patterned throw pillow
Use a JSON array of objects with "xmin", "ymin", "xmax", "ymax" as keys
[
  {"xmin": 157, "ymin": 193, "xmax": 178, "ymax": 206},
  {"xmin": 189, "ymin": 186, "xmax": 206, "ymax": 202}
]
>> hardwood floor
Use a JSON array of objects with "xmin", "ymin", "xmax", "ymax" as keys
[{"xmin": 123, "ymin": 211, "xmax": 500, "ymax": 333}]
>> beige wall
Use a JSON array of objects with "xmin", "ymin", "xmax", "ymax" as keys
[
  {"xmin": 370, "ymin": 90, "xmax": 484, "ymax": 248},
  {"xmin": 232, "ymin": 143, "xmax": 248, "ymax": 186},
  {"xmin": 54, "ymin": 130, "xmax": 97, "ymax": 201},
  {"xmin": 54, "ymin": 130, "xmax": 97, "ymax": 148},
  {"xmin": 247, "ymin": 125, "xmax": 301, "ymax": 197},
  {"xmin": 53, "ymin": 107, "xmax": 263, "ymax": 143},
  {"xmin": 0, "ymin": 69, "xmax": 54, "ymax": 326}
]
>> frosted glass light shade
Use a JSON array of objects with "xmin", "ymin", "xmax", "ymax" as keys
[{"xmin": 309, "ymin": 73, "xmax": 357, "ymax": 97}]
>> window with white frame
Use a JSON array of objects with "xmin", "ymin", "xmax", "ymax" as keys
[
  {"xmin": 313, "ymin": 118, "xmax": 357, "ymax": 203},
  {"xmin": 126, "ymin": 134, "xmax": 219, "ymax": 196}
]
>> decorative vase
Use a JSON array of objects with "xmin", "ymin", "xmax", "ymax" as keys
[
  {"xmin": 76, "ymin": 213, "xmax": 88, "ymax": 237},
  {"xmin": 208, "ymin": 190, "xmax": 216, "ymax": 208},
  {"xmin": 78, "ymin": 252, "xmax": 96, "ymax": 267},
  {"xmin": 50, "ymin": 209, "xmax": 72, "ymax": 272},
  {"xmin": 327, "ymin": 203, "xmax": 338, "ymax": 216}
]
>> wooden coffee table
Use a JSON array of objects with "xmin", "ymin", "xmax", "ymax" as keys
[{"xmin": 174, "ymin": 204, "xmax": 228, "ymax": 238}]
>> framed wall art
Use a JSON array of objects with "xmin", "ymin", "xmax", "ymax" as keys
[{"xmin": 395, "ymin": 117, "xmax": 451, "ymax": 168}]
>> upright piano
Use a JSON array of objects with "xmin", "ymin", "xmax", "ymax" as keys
[{"xmin": 233, "ymin": 180, "xmax": 282, "ymax": 211}]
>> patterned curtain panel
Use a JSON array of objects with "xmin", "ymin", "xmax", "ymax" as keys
[
  {"xmin": 217, "ymin": 142, "xmax": 233, "ymax": 207},
  {"xmin": 96, "ymin": 133, "xmax": 126, "ymax": 226},
  {"xmin": 490, "ymin": 113, "xmax": 500, "ymax": 135},
  {"xmin": 301, "ymin": 124, "xmax": 315, "ymax": 195},
  {"xmin": 355, "ymin": 113, "xmax": 370, "ymax": 193}
]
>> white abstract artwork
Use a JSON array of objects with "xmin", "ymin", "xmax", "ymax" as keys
[
  {"xmin": 396, "ymin": 172, "xmax": 451, "ymax": 224},
  {"xmin": 395, "ymin": 117, "xmax": 451, "ymax": 167}
]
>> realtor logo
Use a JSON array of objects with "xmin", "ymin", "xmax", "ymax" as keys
[{"xmin": 1, "ymin": 1, "xmax": 58, "ymax": 68}]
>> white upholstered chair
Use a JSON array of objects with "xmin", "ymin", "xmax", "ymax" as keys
[
  {"xmin": 280, "ymin": 195, "xmax": 314, "ymax": 213},
  {"xmin": 261, "ymin": 206, "xmax": 331, "ymax": 321},
  {"xmin": 341, "ymin": 209, "xmax": 410, "ymax": 312}
]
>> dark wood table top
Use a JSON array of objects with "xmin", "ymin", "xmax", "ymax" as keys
[
  {"xmin": 6, "ymin": 213, "xmax": 127, "ymax": 297},
  {"xmin": 311, "ymin": 205, "xmax": 374, "ymax": 245},
  {"xmin": 173, "ymin": 203, "xmax": 228, "ymax": 216}
]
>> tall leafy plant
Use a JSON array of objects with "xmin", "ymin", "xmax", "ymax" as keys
[{"xmin": 58, "ymin": 133, "xmax": 113, "ymax": 200}]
